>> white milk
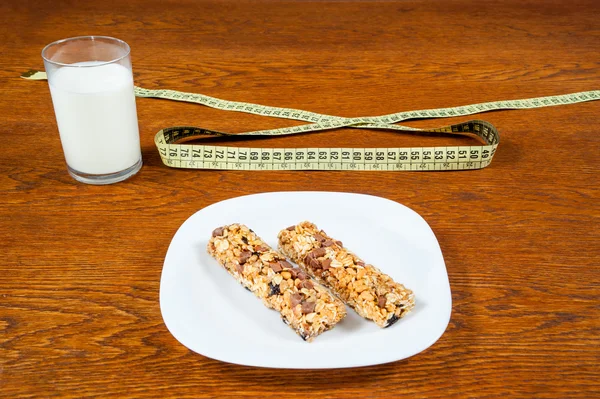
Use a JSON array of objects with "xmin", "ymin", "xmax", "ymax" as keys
[{"xmin": 49, "ymin": 62, "xmax": 141, "ymax": 175}]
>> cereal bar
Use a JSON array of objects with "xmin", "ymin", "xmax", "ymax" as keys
[
  {"xmin": 278, "ymin": 221, "xmax": 415, "ymax": 328},
  {"xmin": 207, "ymin": 223, "xmax": 346, "ymax": 341}
]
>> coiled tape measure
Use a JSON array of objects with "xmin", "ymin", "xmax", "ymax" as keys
[{"xmin": 23, "ymin": 70, "xmax": 599, "ymax": 171}]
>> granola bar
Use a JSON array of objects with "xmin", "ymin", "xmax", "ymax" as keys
[
  {"xmin": 207, "ymin": 223, "xmax": 346, "ymax": 341},
  {"xmin": 278, "ymin": 221, "xmax": 415, "ymax": 328}
]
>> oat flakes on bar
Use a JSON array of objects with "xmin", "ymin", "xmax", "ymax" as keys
[
  {"xmin": 278, "ymin": 221, "xmax": 415, "ymax": 328},
  {"xmin": 207, "ymin": 223, "xmax": 346, "ymax": 341}
]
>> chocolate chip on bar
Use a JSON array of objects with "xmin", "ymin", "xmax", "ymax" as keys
[
  {"xmin": 301, "ymin": 300, "xmax": 316, "ymax": 314},
  {"xmin": 306, "ymin": 256, "xmax": 320, "ymax": 270},
  {"xmin": 300, "ymin": 280, "xmax": 314, "ymax": 290},
  {"xmin": 212, "ymin": 227, "xmax": 225, "ymax": 237},
  {"xmin": 313, "ymin": 233, "xmax": 326, "ymax": 243},
  {"xmin": 297, "ymin": 270, "xmax": 308, "ymax": 280},
  {"xmin": 239, "ymin": 250, "xmax": 252, "ymax": 264},
  {"xmin": 311, "ymin": 247, "xmax": 326, "ymax": 258},
  {"xmin": 270, "ymin": 261, "xmax": 283, "ymax": 272},
  {"xmin": 377, "ymin": 295, "xmax": 387, "ymax": 308},
  {"xmin": 255, "ymin": 244, "xmax": 269, "ymax": 253},
  {"xmin": 290, "ymin": 293, "xmax": 303, "ymax": 308}
]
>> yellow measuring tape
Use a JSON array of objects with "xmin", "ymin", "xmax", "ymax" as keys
[{"xmin": 23, "ymin": 70, "xmax": 599, "ymax": 171}]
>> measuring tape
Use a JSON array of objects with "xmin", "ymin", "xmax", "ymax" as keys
[
  {"xmin": 22, "ymin": 70, "xmax": 599, "ymax": 171},
  {"xmin": 152, "ymin": 121, "xmax": 497, "ymax": 171}
]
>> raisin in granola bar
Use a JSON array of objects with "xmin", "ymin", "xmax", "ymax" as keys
[
  {"xmin": 278, "ymin": 221, "xmax": 415, "ymax": 328},
  {"xmin": 207, "ymin": 223, "xmax": 346, "ymax": 341}
]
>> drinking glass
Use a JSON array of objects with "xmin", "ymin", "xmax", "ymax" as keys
[{"xmin": 42, "ymin": 36, "xmax": 142, "ymax": 184}]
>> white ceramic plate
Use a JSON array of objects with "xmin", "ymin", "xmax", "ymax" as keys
[{"xmin": 160, "ymin": 192, "xmax": 451, "ymax": 368}]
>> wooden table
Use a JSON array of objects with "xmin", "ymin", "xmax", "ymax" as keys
[{"xmin": 1, "ymin": 0, "xmax": 598, "ymax": 397}]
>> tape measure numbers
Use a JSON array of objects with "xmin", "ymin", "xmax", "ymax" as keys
[
  {"xmin": 22, "ymin": 70, "xmax": 599, "ymax": 171},
  {"xmin": 155, "ymin": 120, "xmax": 498, "ymax": 171}
]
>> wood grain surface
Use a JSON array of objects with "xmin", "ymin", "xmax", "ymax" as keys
[{"xmin": 1, "ymin": 0, "xmax": 599, "ymax": 397}]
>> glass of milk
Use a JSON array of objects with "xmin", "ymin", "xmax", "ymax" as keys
[{"xmin": 42, "ymin": 36, "xmax": 142, "ymax": 184}]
